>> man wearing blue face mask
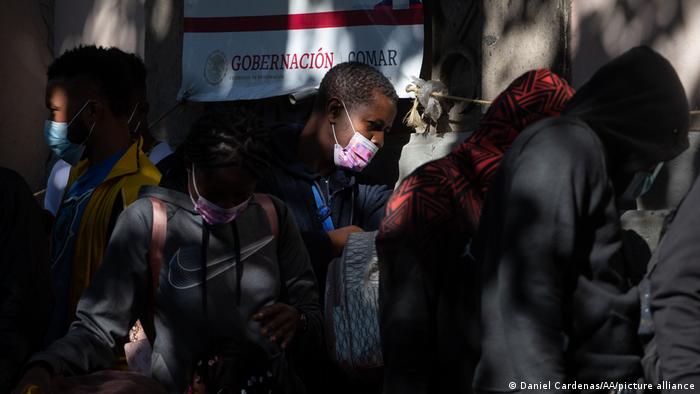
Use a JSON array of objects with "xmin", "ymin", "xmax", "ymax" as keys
[
  {"xmin": 43, "ymin": 49, "xmax": 174, "ymax": 217},
  {"xmin": 254, "ymin": 62, "xmax": 397, "ymax": 394},
  {"xmin": 43, "ymin": 45, "xmax": 161, "ymax": 344}
]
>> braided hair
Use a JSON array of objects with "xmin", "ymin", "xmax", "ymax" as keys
[
  {"xmin": 183, "ymin": 109, "xmax": 272, "ymax": 314},
  {"xmin": 183, "ymin": 108, "xmax": 271, "ymax": 178}
]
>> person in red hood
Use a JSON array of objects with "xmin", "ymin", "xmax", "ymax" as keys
[
  {"xmin": 474, "ymin": 46, "xmax": 688, "ymax": 393},
  {"xmin": 377, "ymin": 69, "xmax": 575, "ymax": 394}
]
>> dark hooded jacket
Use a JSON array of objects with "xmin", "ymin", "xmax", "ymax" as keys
[
  {"xmin": 648, "ymin": 174, "xmax": 700, "ymax": 392},
  {"xmin": 256, "ymin": 124, "xmax": 392, "ymax": 293},
  {"xmin": 377, "ymin": 69, "xmax": 575, "ymax": 394},
  {"xmin": 0, "ymin": 168, "xmax": 52, "ymax": 392},
  {"xmin": 473, "ymin": 46, "xmax": 689, "ymax": 393},
  {"xmin": 29, "ymin": 186, "xmax": 321, "ymax": 393}
]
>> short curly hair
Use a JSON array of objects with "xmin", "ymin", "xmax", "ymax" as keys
[
  {"xmin": 315, "ymin": 62, "xmax": 398, "ymax": 111},
  {"xmin": 48, "ymin": 45, "xmax": 133, "ymax": 117},
  {"xmin": 107, "ymin": 48, "xmax": 147, "ymax": 97}
]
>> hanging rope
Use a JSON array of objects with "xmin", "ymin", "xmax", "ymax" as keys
[
  {"xmin": 405, "ymin": 85, "xmax": 492, "ymax": 106},
  {"xmin": 408, "ymin": 82, "xmax": 700, "ymax": 115}
]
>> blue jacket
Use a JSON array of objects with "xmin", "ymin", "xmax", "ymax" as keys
[{"xmin": 256, "ymin": 124, "xmax": 392, "ymax": 290}]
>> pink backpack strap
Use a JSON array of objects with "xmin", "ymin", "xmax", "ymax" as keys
[
  {"xmin": 148, "ymin": 197, "xmax": 167, "ymax": 288},
  {"xmin": 255, "ymin": 193, "xmax": 278, "ymax": 238},
  {"xmin": 144, "ymin": 197, "xmax": 167, "ymax": 342}
]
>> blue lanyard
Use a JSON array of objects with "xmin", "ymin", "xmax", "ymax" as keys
[{"xmin": 311, "ymin": 183, "xmax": 334, "ymax": 231}]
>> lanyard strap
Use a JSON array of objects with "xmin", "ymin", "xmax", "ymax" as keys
[{"xmin": 311, "ymin": 183, "xmax": 334, "ymax": 231}]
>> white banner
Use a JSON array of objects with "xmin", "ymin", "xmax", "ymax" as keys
[{"xmin": 179, "ymin": 0, "xmax": 424, "ymax": 101}]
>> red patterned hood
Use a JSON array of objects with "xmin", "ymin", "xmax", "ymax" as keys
[
  {"xmin": 380, "ymin": 69, "xmax": 574, "ymax": 243},
  {"xmin": 453, "ymin": 69, "xmax": 575, "ymax": 198}
]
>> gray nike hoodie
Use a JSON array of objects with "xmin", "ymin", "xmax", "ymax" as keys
[{"xmin": 30, "ymin": 186, "xmax": 322, "ymax": 393}]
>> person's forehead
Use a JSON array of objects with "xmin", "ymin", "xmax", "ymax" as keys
[
  {"xmin": 46, "ymin": 78, "xmax": 68, "ymax": 92},
  {"xmin": 355, "ymin": 90, "xmax": 396, "ymax": 119},
  {"xmin": 46, "ymin": 80, "xmax": 69, "ymax": 105},
  {"xmin": 48, "ymin": 75, "xmax": 97, "ymax": 98},
  {"xmin": 199, "ymin": 165, "xmax": 254, "ymax": 182}
]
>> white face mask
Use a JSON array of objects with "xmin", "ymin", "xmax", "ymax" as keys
[
  {"xmin": 621, "ymin": 162, "xmax": 664, "ymax": 201},
  {"xmin": 331, "ymin": 101, "xmax": 379, "ymax": 172}
]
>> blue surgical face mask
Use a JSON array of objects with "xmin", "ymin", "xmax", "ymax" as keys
[
  {"xmin": 621, "ymin": 162, "xmax": 664, "ymax": 201},
  {"xmin": 43, "ymin": 100, "xmax": 95, "ymax": 165}
]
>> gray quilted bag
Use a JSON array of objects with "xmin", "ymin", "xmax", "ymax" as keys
[{"xmin": 324, "ymin": 230, "xmax": 383, "ymax": 375}]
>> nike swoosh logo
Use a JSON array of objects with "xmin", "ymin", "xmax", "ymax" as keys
[{"xmin": 168, "ymin": 236, "xmax": 274, "ymax": 290}]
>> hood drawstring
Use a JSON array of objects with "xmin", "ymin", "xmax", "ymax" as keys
[
  {"xmin": 200, "ymin": 223, "xmax": 210, "ymax": 315},
  {"xmin": 200, "ymin": 220, "xmax": 243, "ymax": 315},
  {"xmin": 231, "ymin": 221, "xmax": 242, "ymax": 306}
]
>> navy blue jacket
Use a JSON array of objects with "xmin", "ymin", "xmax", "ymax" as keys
[{"xmin": 256, "ymin": 124, "xmax": 391, "ymax": 291}]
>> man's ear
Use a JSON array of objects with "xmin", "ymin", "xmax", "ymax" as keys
[
  {"xmin": 141, "ymin": 101, "xmax": 150, "ymax": 116},
  {"xmin": 326, "ymin": 97, "xmax": 343, "ymax": 124},
  {"xmin": 85, "ymin": 100, "xmax": 103, "ymax": 124}
]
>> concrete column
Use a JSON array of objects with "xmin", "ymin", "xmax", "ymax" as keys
[
  {"xmin": 481, "ymin": 0, "xmax": 570, "ymax": 101},
  {"xmin": 144, "ymin": 0, "xmax": 205, "ymax": 146},
  {"xmin": 0, "ymin": 2, "xmax": 55, "ymax": 190}
]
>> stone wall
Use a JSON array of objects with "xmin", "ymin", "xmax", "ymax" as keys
[
  {"xmin": 571, "ymin": 0, "xmax": 700, "ymax": 211},
  {"xmin": 0, "ymin": 2, "xmax": 54, "ymax": 190},
  {"xmin": 0, "ymin": 0, "xmax": 146, "ymax": 192}
]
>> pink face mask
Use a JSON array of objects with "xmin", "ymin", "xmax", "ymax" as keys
[
  {"xmin": 188, "ymin": 164, "xmax": 251, "ymax": 225},
  {"xmin": 332, "ymin": 101, "xmax": 380, "ymax": 172}
]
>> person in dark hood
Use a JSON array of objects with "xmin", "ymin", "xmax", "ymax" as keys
[
  {"xmin": 0, "ymin": 168, "xmax": 52, "ymax": 393},
  {"xmin": 377, "ymin": 69, "xmax": 575, "ymax": 394},
  {"xmin": 14, "ymin": 110, "xmax": 321, "ymax": 394},
  {"xmin": 472, "ymin": 46, "xmax": 689, "ymax": 393}
]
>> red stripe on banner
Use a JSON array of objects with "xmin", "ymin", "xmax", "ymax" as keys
[{"xmin": 184, "ymin": 8, "xmax": 424, "ymax": 33}]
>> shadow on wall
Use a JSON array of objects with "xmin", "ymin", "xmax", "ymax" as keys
[
  {"xmin": 432, "ymin": 0, "xmax": 483, "ymax": 130},
  {"xmin": 572, "ymin": 0, "xmax": 694, "ymax": 98},
  {"xmin": 0, "ymin": 2, "xmax": 54, "ymax": 191},
  {"xmin": 500, "ymin": 0, "xmax": 564, "ymax": 79},
  {"xmin": 55, "ymin": 0, "xmax": 145, "ymax": 57},
  {"xmin": 501, "ymin": 0, "xmax": 559, "ymax": 36},
  {"xmin": 572, "ymin": 0, "xmax": 700, "ymax": 210},
  {"xmin": 145, "ymin": 0, "xmax": 202, "ymax": 147},
  {"xmin": 480, "ymin": 0, "xmax": 568, "ymax": 105}
]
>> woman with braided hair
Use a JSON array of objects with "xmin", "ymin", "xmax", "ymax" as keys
[{"xmin": 15, "ymin": 109, "xmax": 321, "ymax": 394}]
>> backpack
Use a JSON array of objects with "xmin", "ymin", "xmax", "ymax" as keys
[
  {"xmin": 124, "ymin": 194, "xmax": 279, "ymax": 375},
  {"xmin": 324, "ymin": 230, "xmax": 383, "ymax": 381}
]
